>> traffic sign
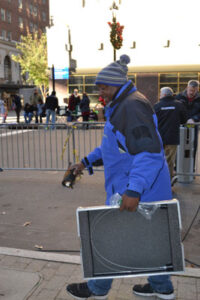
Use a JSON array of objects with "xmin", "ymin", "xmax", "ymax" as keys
[{"xmin": 54, "ymin": 67, "xmax": 69, "ymax": 79}]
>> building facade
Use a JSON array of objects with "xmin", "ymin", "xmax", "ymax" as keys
[
  {"xmin": 0, "ymin": 0, "xmax": 49, "ymax": 107},
  {"xmin": 48, "ymin": 0, "xmax": 200, "ymax": 106}
]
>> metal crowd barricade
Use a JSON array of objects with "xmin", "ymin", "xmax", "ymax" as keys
[
  {"xmin": 175, "ymin": 123, "xmax": 200, "ymax": 183},
  {"xmin": 1, "ymin": 121, "xmax": 199, "ymax": 180},
  {"xmin": 0, "ymin": 123, "xmax": 72, "ymax": 171},
  {"xmin": 70, "ymin": 122, "xmax": 105, "ymax": 170},
  {"xmin": 0, "ymin": 122, "xmax": 105, "ymax": 171}
]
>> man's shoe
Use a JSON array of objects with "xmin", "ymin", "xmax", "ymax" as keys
[
  {"xmin": 66, "ymin": 282, "xmax": 108, "ymax": 299},
  {"xmin": 133, "ymin": 283, "xmax": 175, "ymax": 299}
]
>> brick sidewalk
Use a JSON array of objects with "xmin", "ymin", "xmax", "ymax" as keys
[{"xmin": 0, "ymin": 254, "xmax": 199, "ymax": 300}]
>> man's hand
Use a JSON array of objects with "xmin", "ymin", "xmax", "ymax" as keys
[
  {"xmin": 70, "ymin": 162, "xmax": 85, "ymax": 175},
  {"xmin": 120, "ymin": 194, "xmax": 139, "ymax": 212}
]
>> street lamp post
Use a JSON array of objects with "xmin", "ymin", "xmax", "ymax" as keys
[
  {"xmin": 109, "ymin": 1, "xmax": 124, "ymax": 61},
  {"xmin": 52, "ymin": 64, "xmax": 55, "ymax": 91}
]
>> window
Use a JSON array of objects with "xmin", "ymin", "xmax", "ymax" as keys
[
  {"xmin": 160, "ymin": 73, "xmax": 178, "ymax": 83},
  {"xmin": 29, "ymin": 4, "xmax": 33, "ymax": 14},
  {"xmin": 7, "ymin": 31, "xmax": 12, "ymax": 40},
  {"xmin": 69, "ymin": 76, "xmax": 83, "ymax": 85},
  {"xmin": 85, "ymin": 85, "xmax": 99, "ymax": 94},
  {"xmin": 4, "ymin": 56, "xmax": 12, "ymax": 81},
  {"xmin": 7, "ymin": 11, "xmax": 11, "ymax": 23},
  {"xmin": 1, "ymin": 9, "xmax": 6, "ymax": 21},
  {"xmin": 85, "ymin": 75, "xmax": 99, "ymax": 95},
  {"xmin": 85, "ymin": 76, "xmax": 96, "ymax": 84},
  {"xmin": 42, "ymin": 11, "xmax": 46, "ymax": 22},
  {"xmin": 18, "ymin": 0, "xmax": 23, "ymax": 9},
  {"xmin": 42, "ymin": 0, "xmax": 46, "ymax": 4},
  {"xmin": 179, "ymin": 72, "xmax": 198, "ymax": 83},
  {"xmin": 33, "ymin": 6, "xmax": 37, "ymax": 17},
  {"xmin": 29, "ymin": 22, "xmax": 33, "ymax": 33},
  {"xmin": 34, "ymin": 24, "xmax": 38, "ymax": 31},
  {"xmin": 159, "ymin": 73, "xmax": 178, "ymax": 94},
  {"xmin": 19, "ymin": 17, "xmax": 23, "ymax": 28},
  {"xmin": 1, "ymin": 30, "xmax": 6, "ymax": 39}
]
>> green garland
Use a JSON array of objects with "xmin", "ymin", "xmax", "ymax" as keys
[{"xmin": 108, "ymin": 17, "xmax": 124, "ymax": 50}]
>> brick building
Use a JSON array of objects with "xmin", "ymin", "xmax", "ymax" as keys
[{"xmin": 0, "ymin": 0, "xmax": 49, "ymax": 107}]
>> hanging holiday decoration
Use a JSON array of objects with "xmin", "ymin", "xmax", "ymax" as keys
[{"xmin": 108, "ymin": 16, "xmax": 124, "ymax": 50}]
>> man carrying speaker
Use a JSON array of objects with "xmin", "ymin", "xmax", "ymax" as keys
[{"xmin": 66, "ymin": 55, "xmax": 175, "ymax": 300}]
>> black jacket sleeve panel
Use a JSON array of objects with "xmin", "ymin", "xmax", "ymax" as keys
[
  {"xmin": 111, "ymin": 93, "xmax": 161, "ymax": 155},
  {"xmin": 124, "ymin": 99, "xmax": 161, "ymax": 155},
  {"xmin": 177, "ymin": 101, "xmax": 188, "ymax": 124}
]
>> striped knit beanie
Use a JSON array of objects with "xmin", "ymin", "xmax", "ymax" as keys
[{"xmin": 95, "ymin": 54, "xmax": 130, "ymax": 86}]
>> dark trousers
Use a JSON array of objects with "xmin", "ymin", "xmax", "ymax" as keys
[
  {"xmin": 83, "ymin": 115, "xmax": 89, "ymax": 122},
  {"xmin": 15, "ymin": 108, "xmax": 21, "ymax": 123}
]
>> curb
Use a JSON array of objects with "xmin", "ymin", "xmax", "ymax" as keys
[
  {"xmin": 0, "ymin": 247, "xmax": 80, "ymax": 264},
  {"xmin": 0, "ymin": 247, "xmax": 200, "ymax": 278}
]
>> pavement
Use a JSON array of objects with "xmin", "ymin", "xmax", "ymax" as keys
[
  {"xmin": 0, "ymin": 112, "xmax": 200, "ymax": 299},
  {"xmin": 0, "ymin": 252, "xmax": 199, "ymax": 300},
  {"xmin": 0, "ymin": 174, "xmax": 199, "ymax": 300}
]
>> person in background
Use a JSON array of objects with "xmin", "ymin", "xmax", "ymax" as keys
[
  {"xmin": 45, "ymin": 91, "xmax": 58, "ymax": 129},
  {"xmin": 80, "ymin": 92, "xmax": 90, "ymax": 126},
  {"xmin": 24, "ymin": 103, "xmax": 34, "ymax": 123},
  {"xmin": 68, "ymin": 89, "xmax": 81, "ymax": 121},
  {"xmin": 0, "ymin": 94, "xmax": 7, "ymax": 123},
  {"xmin": 66, "ymin": 55, "xmax": 175, "ymax": 300},
  {"xmin": 37, "ymin": 98, "xmax": 46, "ymax": 123},
  {"xmin": 154, "ymin": 87, "xmax": 187, "ymax": 181},
  {"xmin": 12, "ymin": 94, "xmax": 22, "ymax": 123},
  {"xmin": 30, "ymin": 89, "xmax": 42, "ymax": 123},
  {"xmin": 98, "ymin": 96, "xmax": 106, "ymax": 107},
  {"xmin": 176, "ymin": 80, "xmax": 200, "ymax": 170},
  {"xmin": 98, "ymin": 96, "xmax": 106, "ymax": 120}
]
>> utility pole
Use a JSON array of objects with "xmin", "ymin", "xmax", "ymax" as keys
[{"xmin": 109, "ymin": 1, "xmax": 124, "ymax": 61}]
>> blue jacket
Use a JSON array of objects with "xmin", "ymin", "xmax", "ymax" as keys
[{"xmin": 82, "ymin": 81, "xmax": 172, "ymax": 205}]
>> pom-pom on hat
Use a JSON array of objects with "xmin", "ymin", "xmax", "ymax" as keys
[{"xmin": 95, "ymin": 54, "xmax": 130, "ymax": 86}]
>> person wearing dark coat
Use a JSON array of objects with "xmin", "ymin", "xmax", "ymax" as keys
[
  {"xmin": 12, "ymin": 94, "xmax": 22, "ymax": 123},
  {"xmin": 176, "ymin": 80, "xmax": 200, "ymax": 169},
  {"xmin": 154, "ymin": 87, "xmax": 187, "ymax": 179},
  {"xmin": 80, "ymin": 93, "xmax": 90, "ymax": 122},
  {"xmin": 68, "ymin": 89, "xmax": 81, "ymax": 121},
  {"xmin": 45, "ymin": 91, "xmax": 58, "ymax": 129}
]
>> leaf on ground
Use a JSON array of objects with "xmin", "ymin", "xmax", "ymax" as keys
[
  {"xmin": 34, "ymin": 245, "xmax": 43, "ymax": 250},
  {"xmin": 23, "ymin": 221, "xmax": 31, "ymax": 227}
]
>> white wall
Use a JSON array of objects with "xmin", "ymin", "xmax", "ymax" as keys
[{"xmin": 48, "ymin": 0, "xmax": 200, "ymax": 69}]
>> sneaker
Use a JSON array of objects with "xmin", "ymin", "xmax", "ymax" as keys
[
  {"xmin": 66, "ymin": 282, "xmax": 108, "ymax": 299},
  {"xmin": 133, "ymin": 283, "xmax": 175, "ymax": 299}
]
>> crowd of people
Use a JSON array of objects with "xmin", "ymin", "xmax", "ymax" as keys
[{"xmin": 0, "ymin": 88, "xmax": 98, "ymax": 126}]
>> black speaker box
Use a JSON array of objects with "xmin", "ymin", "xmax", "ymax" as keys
[{"xmin": 76, "ymin": 199, "xmax": 185, "ymax": 280}]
